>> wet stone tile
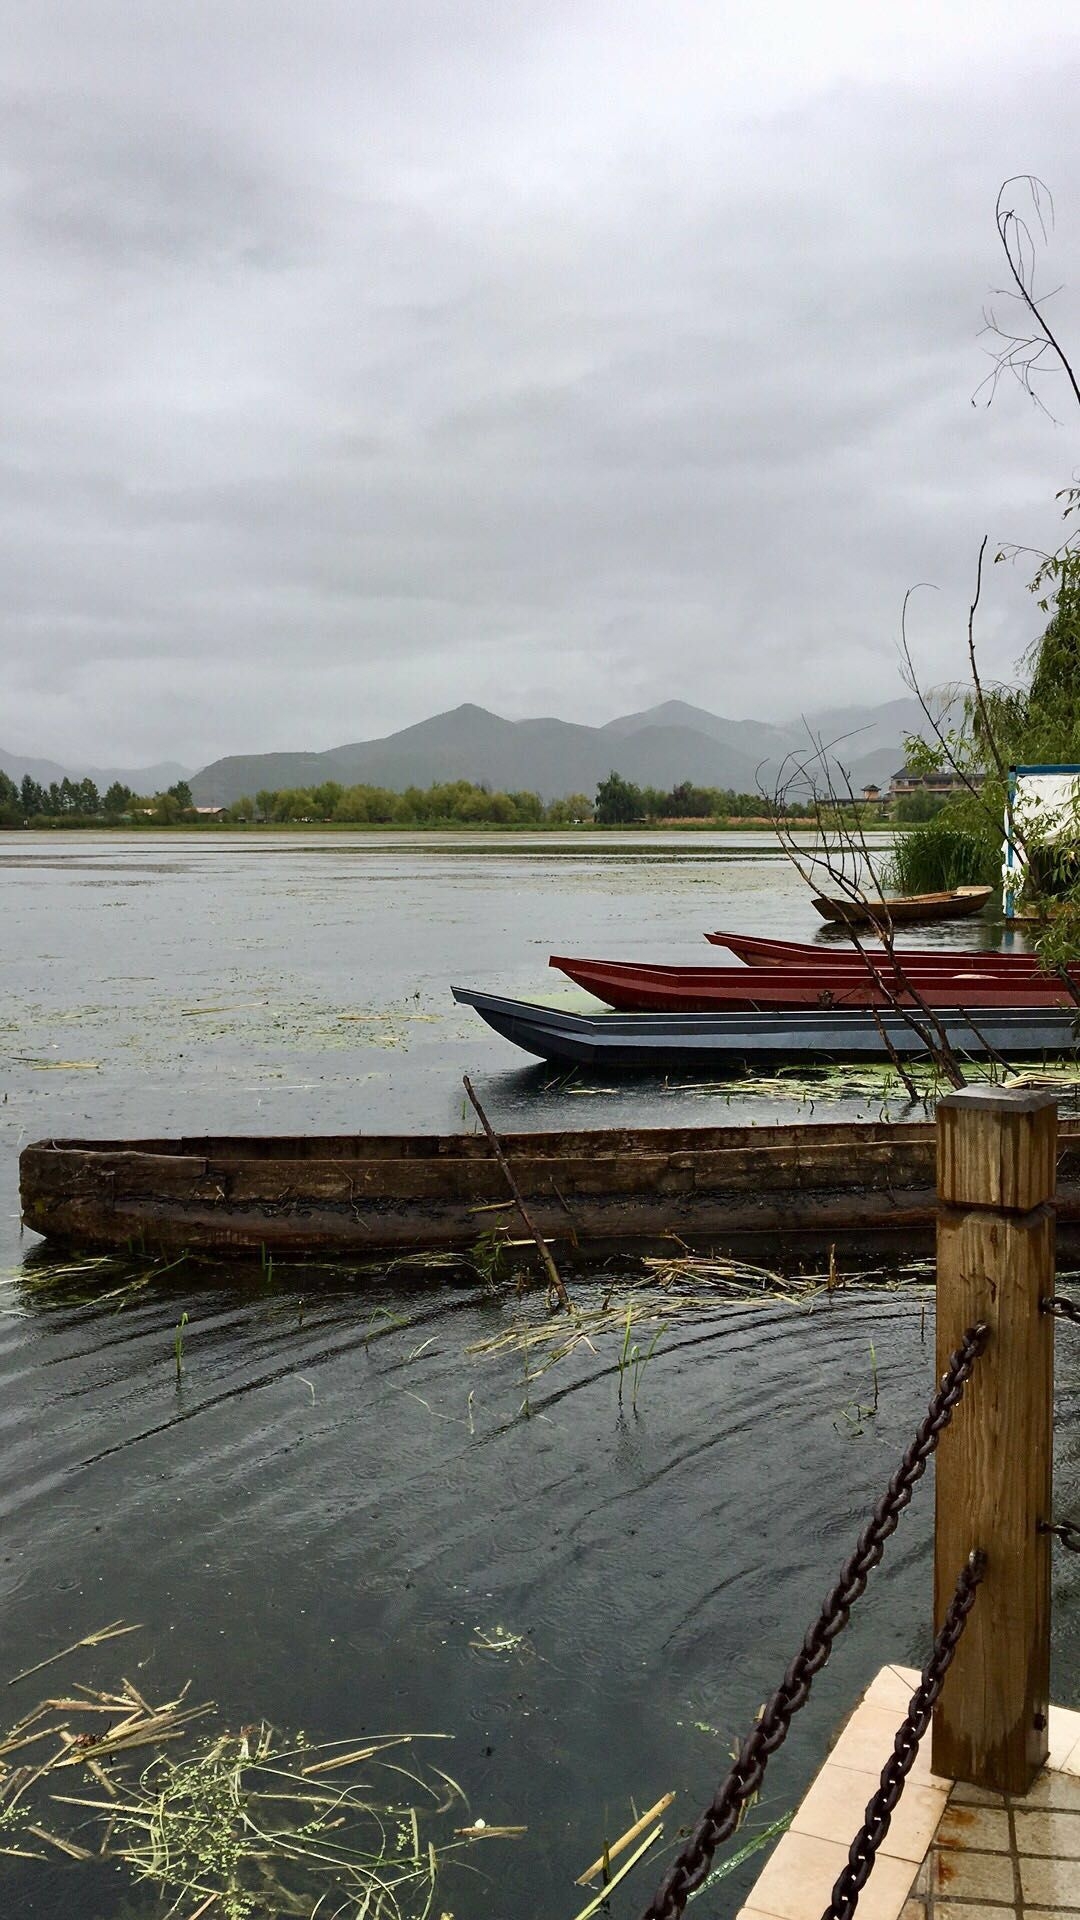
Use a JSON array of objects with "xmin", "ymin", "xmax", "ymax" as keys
[
  {"xmin": 935, "ymin": 1805, "xmax": 1011, "ymax": 1853},
  {"xmin": 934, "ymin": 1906, "xmax": 1019, "ymax": 1920},
  {"xmin": 948, "ymin": 1781, "xmax": 1008, "ymax": 1808},
  {"xmin": 1015, "ymin": 1772, "xmax": 1080, "ymax": 1814},
  {"xmin": 931, "ymin": 1846, "xmax": 1017, "ymax": 1903},
  {"xmin": 1013, "ymin": 1808, "xmax": 1080, "ymax": 1858},
  {"xmin": 792, "ymin": 1762, "xmax": 946, "ymax": 1863},
  {"xmin": 748, "ymin": 1829, "xmax": 918, "ymax": 1920},
  {"xmin": 1019, "ymin": 1854, "xmax": 1080, "ymax": 1906}
]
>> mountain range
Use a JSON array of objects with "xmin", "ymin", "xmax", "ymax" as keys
[
  {"xmin": 0, "ymin": 749, "xmax": 193, "ymax": 793},
  {"xmin": 187, "ymin": 697, "xmax": 921, "ymax": 807},
  {"xmin": 1, "ymin": 696, "xmax": 922, "ymax": 809}
]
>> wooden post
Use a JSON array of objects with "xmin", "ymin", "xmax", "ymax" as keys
[{"xmin": 932, "ymin": 1086, "xmax": 1056, "ymax": 1793}]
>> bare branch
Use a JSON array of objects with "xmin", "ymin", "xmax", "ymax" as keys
[{"xmin": 973, "ymin": 176, "xmax": 1080, "ymax": 416}]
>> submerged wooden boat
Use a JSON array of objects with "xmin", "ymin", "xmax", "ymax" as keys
[
  {"xmin": 548, "ymin": 954, "xmax": 1070, "ymax": 1012},
  {"xmin": 21, "ymin": 1114, "xmax": 1080, "ymax": 1262},
  {"xmin": 454, "ymin": 986, "xmax": 1079, "ymax": 1070},
  {"xmin": 811, "ymin": 887, "xmax": 993, "ymax": 927}
]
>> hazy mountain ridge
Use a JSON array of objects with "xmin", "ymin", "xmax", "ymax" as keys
[
  {"xmin": 0, "ymin": 749, "xmax": 193, "ymax": 792},
  {"xmin": 187, "ymin": 698, "xmax": 921, "ymax": 807}
]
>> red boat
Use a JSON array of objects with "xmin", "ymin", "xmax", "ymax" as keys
[
  {"xmin": 707, "ymin": 931, "xmax": 1070, "ymax": 975},
  {"xmin": 549, "ymin": 955, "xmax": 1076, "ymax": 1014}
]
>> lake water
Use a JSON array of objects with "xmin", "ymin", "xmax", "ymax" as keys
[{"xmin": 1, "ymin": 832, "xmax": 1077, "ymax": 1920}]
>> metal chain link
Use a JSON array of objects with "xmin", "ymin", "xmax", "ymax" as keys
[
  {"xmin": 1040, "ymin": 1518, "xmax": 1080, "ymax": 1553},
  {"xmin": 1043, "ymin": 1294, "xmax": 1080, "ymax": 1326},
  {"xmin": 637, "ymin": 1323, "xmax": 989, "ymax": 1920},
  {"xmin": 821, "ymin": 1550, "xmax": 986, "ymax": 1920}
]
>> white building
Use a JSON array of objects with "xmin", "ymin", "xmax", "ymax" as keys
[{"xmin": 1004, "ymin": 763, "xmax": 1080, "ymax": 917}]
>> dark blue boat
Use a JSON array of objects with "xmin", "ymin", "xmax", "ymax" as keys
[{"xmin": 452, "ymin": 987, "xmax": 1080, "ymax": 1071}]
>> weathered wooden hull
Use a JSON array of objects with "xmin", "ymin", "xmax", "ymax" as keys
[
  {"xmin": 22, "ymin": 1115, "xmax": 1080, "ymax": 1263},
  {"xmin": 811, "ymin": 888, "xmax": 993, "ymax": 926}
]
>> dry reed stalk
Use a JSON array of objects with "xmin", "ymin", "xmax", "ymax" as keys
[
  {"xmin": 463, "ymin": 1074, "xmax": 573, "ymax": 1311},
  {"xmin": 576, "ymin": 1790, "xmax": 676, "ymax": 1883}
]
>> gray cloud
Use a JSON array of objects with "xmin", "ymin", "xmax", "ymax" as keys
[{"xmin": 1, "ymin": 3, "xmax": 1079, "ymax": 764}]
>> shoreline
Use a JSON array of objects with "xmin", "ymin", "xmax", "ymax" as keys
[{"xmin": 0, "ymin": 816, "xmax": 885, "ymax": 836}]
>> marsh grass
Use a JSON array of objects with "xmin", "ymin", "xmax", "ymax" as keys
[
  {"xmin": 883, "ymin": 820, "xmax": 992, "ymax": 894},
  {"xmin": 834, "ymin": 1341, "xmax": 884, "ymax": 1436},
  {"xmin": 0, "ymin": 1667, "xmax": 496, "ymax": 1919},
  {"xmin": 469, "ymin": 1254, "xmax": 936, "ymax": 1397},
  {"xmin": 174, "ymin": 1310, "xmax": 189, "ymax": 1382},
  {"xmin": 616, "ymin": 1303, "xmax": 665, "ymax": 1410}
]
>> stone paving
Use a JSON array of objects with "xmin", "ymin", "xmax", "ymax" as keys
[{"xmin": 737, "ymin": 1667, "xmax": 1080, "ymax": 1920}]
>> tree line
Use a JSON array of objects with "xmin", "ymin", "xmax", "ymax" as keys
[
  {"xmin": 0, "ymin": 767, "xmax": 818, "ymax": 829},
  {"xmin": 0, "ymin": 773, "xmax": 194, "ymax": 826},
  {"xmin": 229, "ymin": 775, "xmax": 814, "ymax": 824},
  {"xmin": 592, "ymin": 773, "xmax": 813, "ymax": 823}
]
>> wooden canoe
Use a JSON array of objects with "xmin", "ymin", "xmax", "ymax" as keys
[
  {"xmin": 548, "ymin": 955, "xmax": 1072, "ymax": 1012},
  {"xmin": 810, "ymin": 887, "xmax": 994, "ymax": 927},
  {"xmin": 708, "ymin": 931, "xmax": 1056, "ymax": 972},
  {"xmin": 454, "ymin": 987, "xmax": 1080, "ymax": 1070},
  {"xmin": 21, "ymin": 1114, "xmax": 1080, "ymax": 1263}
]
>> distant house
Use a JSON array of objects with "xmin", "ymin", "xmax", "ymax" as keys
[
  {"xmin": 861, "ymin": 783, "xmax": 881, "ymax": 801},
  {"xmin": 193, "ymin": 805, "xmax": 226, "ymax": 818},
  {"xmin": 889, "ymin": 766, "xmax": 979, "ymax": 801}
]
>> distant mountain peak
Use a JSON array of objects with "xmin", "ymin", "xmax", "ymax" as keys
[{"xmin": 187, "ymin": 694, "xmax": 914, "ymax": 806}]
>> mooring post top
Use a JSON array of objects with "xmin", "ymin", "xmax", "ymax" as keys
[
  {"xmin": 938, "ymin": 1084, "xmax": 1057, "ymax": 1211},
  {"xmin": 937, "ymin": 1086, "xmax": 1059, "ymax": 1116}
]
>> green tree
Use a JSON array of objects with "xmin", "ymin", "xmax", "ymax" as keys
[
  {"xmin": 168, "ymin": 780, "xmax": 193, "ymax": 811},
  {"xmin": 0, "ymin": 770, "xmax": 20, "ymax": 825},
  {"xmin": 255, "ymin": 789, "xmax": 277, "ymax": 822},
  {"xmin": 594, "ymin": 771, "xmax": 644, "ymax": 824},
  {"xmin": 894, "ymin": 790, "xmax": 945, "ymax": 824},
  {"xmin": 20, "ymin": 775, "xmax": 45, "ymax": 818},
  {"xmin": 891, "ymin": 504, "xmax": 1080, "ymax": 958},
  {"xmin": 228, "ymin": 794, "xmax": 256, "ymax": 822},
  {"xmin": 545, "ymin": 792, "xmax": 594, "ymax": 824},
  {"xmin": 103, "ymin": 781, "xmax": 133, "ymax": 814},
  {"xmin": 665, "ymin": 781, "xmax": 713, "ymax": 818},
  {"xmin": 507, "ymin": 789, "xmax": 544, "ymax": 822},
  {"xmin": 311, "ymin": 780, "xmax": 344, "ymax": 818}
]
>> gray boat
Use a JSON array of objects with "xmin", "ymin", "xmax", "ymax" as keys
[{"xmin": 452, "ymin": 987, "xmax": 1080, "ymax": 1071}]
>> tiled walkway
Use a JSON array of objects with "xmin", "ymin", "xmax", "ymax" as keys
[{"xmin": 737, "ymin": 1667, "xmax": 1080, "ymax": 1920}]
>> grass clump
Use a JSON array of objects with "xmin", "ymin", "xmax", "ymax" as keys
[
  {"xmin": 882, "ymin": 814, "xmax": 992, "ymax": 894},
  {"xmin": 0, "ymin": 1654, "xmax": 501, "ymax": 1919},
  {"xmin": 93, "ymin": 1723, "xmax": 460, "ymax": 1918}
]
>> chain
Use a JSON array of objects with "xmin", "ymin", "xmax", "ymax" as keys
[
  {"xmin": 821, "ymin": 1550, "xmax": 985, "ymax": 1920},
  {"xmin": 637, "ymin": 1324, "xmax": 989, "ymax": 1920},
  {"xmin": 1040, "ymin": 1518, "xmax": 1080, "ymax": 1553},
  {"xmin": 1042, "ymin": 1294, "xmax": 1080, "ymax": 1326}
]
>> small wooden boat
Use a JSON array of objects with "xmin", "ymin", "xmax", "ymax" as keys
[
  {"xmin": 548, "ymin": 955, "xmax": 1069, "ymax": 1012},
  {"xmin": 20, "ymin": 1114, "xmax": 1080, "ymax": 1262},
  {"xmin": 709, "ymin": 931, "xmax": 1050, "ymax": 971},
  {"xmin": 454, "ymin": 986, "xmax": 1079, "ymax": 1070},
  {"xmin": 810, "ymin": 887, "xmax": 993, "ymax": 927}
]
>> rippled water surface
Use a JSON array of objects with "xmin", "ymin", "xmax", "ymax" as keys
[{"xmin": 1, "ymin": 832, "xmax": 1077, "ymax": 1920}]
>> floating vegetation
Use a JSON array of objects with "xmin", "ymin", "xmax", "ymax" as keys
[
  {"xmin": 12, "ymin": 1057, "xmax": 101, "ymax": 1071},
  {"xmin": 6, "ymin": 1618, "xmax": 140, "ymax": 1689},
  {"xmin": 469, "ymin": 1623, "xmax": 532, "ymax": 1659},
  {"xmin": 0, "ymin": 1650, "xmax": 513, "ymax": 1918},
  {"xmin": 468, "ymin": 1254, "xmax": 935, "ymax": 1392},
  {"xmin": 11, "ymin": 1251, "xmax": 188, "ymax": 1312}
]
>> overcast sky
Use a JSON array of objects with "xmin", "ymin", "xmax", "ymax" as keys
[{"xmin": 2, "ymin": 2, "xmax": 1079, "ymax": 768}]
